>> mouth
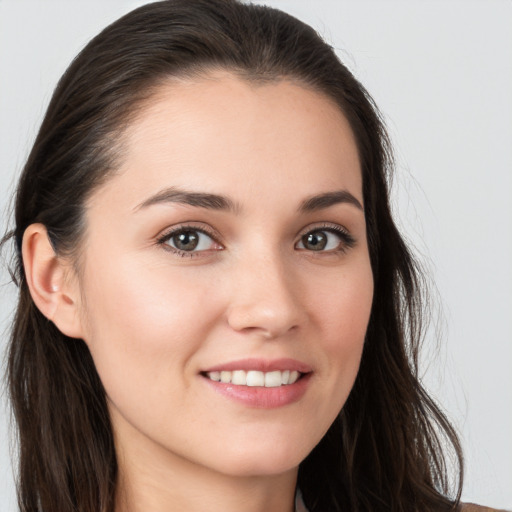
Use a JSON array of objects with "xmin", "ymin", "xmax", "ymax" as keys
[
  {"xmin": 201, "ymin": 369, "xmax": 303, "ymax": 387},
  {"xmin": 199, "ymin": 358, "xmax": 312, "ymax": 408}
]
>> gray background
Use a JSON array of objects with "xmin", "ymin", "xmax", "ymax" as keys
[{"xmin": 1, "ymin": 0, "xmax": 511, "ymax": 510}]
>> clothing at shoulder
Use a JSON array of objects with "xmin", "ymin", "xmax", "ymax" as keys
[{"xmin": 461, "ymin": 504, "xmax": 511, "ymax": 512}]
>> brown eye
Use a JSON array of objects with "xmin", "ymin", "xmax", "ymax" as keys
[
  {"xmin": 296, "ymin": 227, "xmax": 355, "ymax": 253},
  {"xmin": 161, "ymin": 228, "xmax": 219, "ymax": 254},
  {"xmin": 172, "ymin": 230, "xmax": 200, "ymax": 251},
  {"xmin": 301, "ymin": 231, "xmax": 327, "ymax": 251}
]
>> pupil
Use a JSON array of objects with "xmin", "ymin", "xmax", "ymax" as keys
[
  {"xmin": 304, "ymin": 232, "xmax": 326, "ymax": 251},
  {"xmin": 173, "ymin": 231, "xmax": 199, "ymax": 251}
]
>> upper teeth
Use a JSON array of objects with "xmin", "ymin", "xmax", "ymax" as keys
[{"xmin": 206, "ymin": 370, "xmax": 300, "ymax": 387}]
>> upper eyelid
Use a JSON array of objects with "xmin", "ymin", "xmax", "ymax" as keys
[
  {"xmin": 295, "ymin": 222, "xmax": 351, "ymax": 238},
  {"xmin": 156, "ymin": 225, "xmax": 223, "ymax": 258},
  {"xmin": 296, "ymin": 223, "xmax": 357, "ymax": 249},
  {"xmin": 156, "ymin": 221, "xmax": 354, "ymax": 247},
  {"xmin": 157, "ymin": 222, "xmax": 222, "ymax": 243}
]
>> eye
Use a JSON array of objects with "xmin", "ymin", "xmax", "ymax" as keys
[
  {"xmin": 296, "ymin": 226, "xmax": 355, "ymax": 253},
  {"xmin": 158, "ymin": 226, "xmax": 222, "ymax": 256}
]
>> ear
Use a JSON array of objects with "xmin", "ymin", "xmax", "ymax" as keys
[{"xmin": 22, "ymin": 223, "xmax": 84, "ymax": 339}]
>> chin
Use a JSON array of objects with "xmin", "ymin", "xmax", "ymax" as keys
[{"xmin": 206, "ymin": 440, "xmax": 310, "ymax": 478}]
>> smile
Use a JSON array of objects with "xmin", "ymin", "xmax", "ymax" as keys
[
  {"xmin": 205, "ymin": 369, "xmax": 301, "ymax": 387},
  {"xmin": 200, "ymin": 358, "xmax": 312, "ymax": 408}
]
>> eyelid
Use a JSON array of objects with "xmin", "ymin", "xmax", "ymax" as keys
[
  {"xmin": 156, "ymin": 222, "xmax": 224, "ymax": 257},
  {"xmin": 155, "ymin": 221, "xmax": 356, "ymax": 258},
  {"xmin": 296, "ymin": 222, "xmax": 352, "ymax": 239},
  {"xmin": 295, "ymin": 222, "xmax": 356, "ymax": 251}
]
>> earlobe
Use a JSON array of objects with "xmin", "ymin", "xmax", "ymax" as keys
[{"xmin": 22, "ymin": 224, "xmax": 84, "ymax": 339}]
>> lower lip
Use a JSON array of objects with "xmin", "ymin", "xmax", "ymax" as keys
[{"xmin": 201, "ymin": 373, "xmax": 311, "ymax": 409}]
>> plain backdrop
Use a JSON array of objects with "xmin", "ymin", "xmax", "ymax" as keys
[{"xmin": 0, "ymin": 0, "xmax": 511, "ymax": 510}]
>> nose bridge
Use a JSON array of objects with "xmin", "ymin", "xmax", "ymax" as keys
[{"xmin": 226, "ymin": 243, "xmax": 302, "ymax": 338}]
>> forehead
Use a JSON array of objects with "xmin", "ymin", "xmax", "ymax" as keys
[{"xmin": 91, "ymin": 71, "xmax": 362, "ymax": 211}]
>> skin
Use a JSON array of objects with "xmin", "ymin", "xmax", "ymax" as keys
[{"xmin": 24, "ymin": 71, "xmax": 374, "ymax": 512}]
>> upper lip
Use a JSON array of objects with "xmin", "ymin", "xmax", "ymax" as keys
[{"xmin": 201, "ymin": 358, "xmax": 313, "ymax": 374}]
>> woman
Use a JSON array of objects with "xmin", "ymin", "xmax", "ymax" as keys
[{"xmin": 0, "ymin": 1, "xmax": 504, "ymax": 511}]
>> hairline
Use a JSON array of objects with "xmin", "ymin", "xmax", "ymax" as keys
[{"xmin": 69, "ymin": 64, "xmax": 361, "ymax": 281}]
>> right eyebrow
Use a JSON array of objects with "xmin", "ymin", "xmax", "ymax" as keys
[
  {"xmin": 133, "ymin": 186, "xmax": 241, "ymax": 214},
  {"xmin": 298, "ymin": 190, "xmax": 363, "ymax": 213}
]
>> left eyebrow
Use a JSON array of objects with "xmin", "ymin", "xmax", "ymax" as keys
[
  {"xmin": 298, "ymin": 190, "xmax": 363, "ymax": 213},
  {"xmin": 133, "ymin": 186, "xmax": 240, "ymax": 213}
]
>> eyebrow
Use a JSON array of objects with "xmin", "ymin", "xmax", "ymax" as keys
[
  {"xmin": 298, "ymin": 190, "xmax": 363, "ymax": 212},
  {"xmin": 134, "ymin": 187, "xmax": 363, "ymax": 214},
  {"xmin": 134, "ymin": 187, "xmax": 240, "ymax": 213}
]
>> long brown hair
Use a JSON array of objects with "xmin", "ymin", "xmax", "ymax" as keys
[{"xmin": 1, "ymin": 1, "xmax": 463, "ymax": 511}]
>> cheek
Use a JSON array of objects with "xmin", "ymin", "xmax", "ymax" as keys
[
  {"xmin": 314, "ymin": 260, "xmax": 373, "ymax": 345},
  {"xmin": 78, "ymin": 255, "xmax": 220, "ymax": 396},
  {"xmin": 312, "ymin": 261, "xmax": 373, "ymax": 393}
]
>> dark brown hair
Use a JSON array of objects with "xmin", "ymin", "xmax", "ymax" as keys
[{"xmin": 2, "ymin": 1, "xmax": 463, "ymax": 511}]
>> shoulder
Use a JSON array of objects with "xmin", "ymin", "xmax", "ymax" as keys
[{"xmin": 460, "ymin": 504, "xmax": 511, "ymax": 512}]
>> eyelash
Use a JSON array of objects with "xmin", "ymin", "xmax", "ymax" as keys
[
  {"xmin": 156, "ymin": 224, "xmax": 221, "ymax": 258},
  {"xmin": 297, "ymin": 224, "xmax": 356, "ymax": 254},
  {"xmin": 156, "ymin": 223, "xmax": 356, "ymax": 258}
]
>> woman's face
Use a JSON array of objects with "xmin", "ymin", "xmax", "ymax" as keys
[{"xmin": 74, "ymin": 72, "xmax": 373, "ymax": 478}]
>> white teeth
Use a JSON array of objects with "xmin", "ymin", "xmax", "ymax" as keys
[
  {"xmin": 231, "ymin": 370, "xmax": 246, "ymax": 385},
  {"xmin": 208, "ymin": 371, "xmax": 221, "ymax": 382},
  {"xmin": 264, "ymin": 371, "xmax": 282, "ymax": 387},
  {"xmin": 246, "ymin": 370, "xmax": 264, "ymax": 387},
  {"xmin": 289, "ymin": 370, "xmax": 300, "ymax": 384},
  {"xmin": 205, "ymin": 369, "xmax": 303, "ymax": 387}
]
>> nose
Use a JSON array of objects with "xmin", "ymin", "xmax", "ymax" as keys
[{"xmin": 226, "ymin": 251, "xmax": 304, "ymax": 339}]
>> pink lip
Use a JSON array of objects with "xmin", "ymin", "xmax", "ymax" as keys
[
  {"xmin": 201, "ymin": 374, "xmax": 311, "ymax": 409},
  {"xmin": 200, "ymin": 358, "xmax": 313, "ymax": 409},
  {"xmin": 201, "ymin": 358, "xmax": 312, "ymax": 373}
]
